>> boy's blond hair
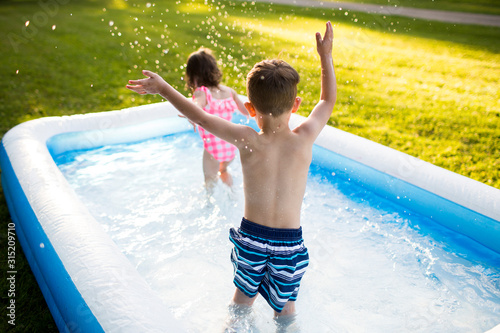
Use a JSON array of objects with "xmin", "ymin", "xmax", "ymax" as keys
[{"xmin": 246, "ymin": 59, "xmax": 300, "ymax": 117}]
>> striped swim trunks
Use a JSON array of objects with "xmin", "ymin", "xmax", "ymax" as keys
[{"xmin": 229, "ymin": 218, "xmax": 309, "ymax": 313}]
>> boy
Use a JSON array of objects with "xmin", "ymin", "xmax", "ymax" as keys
[{"xmin": 127, "ymin": 21, "xmax": 336, "ymax": 317}]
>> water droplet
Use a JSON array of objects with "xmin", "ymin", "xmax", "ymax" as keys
[
  {"xmin": 25, "ymin": 20, "xmax": 30, "ymax": 27},
  {"xmin": 52, "ymin": 25, "xmax": 56, "ymax": 30},
  {"xmin": 109, "ymin": 20, "xmax": 114, "ymax": 26}
]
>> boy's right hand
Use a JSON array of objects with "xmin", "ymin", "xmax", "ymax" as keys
[
  {"xmin": 316, "ymin": 21, "xmax": 333, "ymax": 58},
  {"xmin": 126, "ymin": 70, "xmax": 166, "ymax": 95}
]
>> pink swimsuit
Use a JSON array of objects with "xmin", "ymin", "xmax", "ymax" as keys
[{"xmin": 194, "ymin": 86, "xmax": 238, "ymax": 162}]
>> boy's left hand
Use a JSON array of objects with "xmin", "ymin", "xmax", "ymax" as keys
[
  {"xmin": 126, "ymin": 70, "xmax": 165, "ymax": 95},
  {"xmin": 316, "ymin": 21, "xmax": 333, "ymax": 58}
]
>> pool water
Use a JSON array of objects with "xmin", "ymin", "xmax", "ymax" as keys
[{"xmin": 54, "ymin": 131, "xmax": 500, "ymax": 332}]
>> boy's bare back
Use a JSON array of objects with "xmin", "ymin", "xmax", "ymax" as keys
[{"xmin": 235, "ymin": 111, "xmax": 313, "ymax": 229}]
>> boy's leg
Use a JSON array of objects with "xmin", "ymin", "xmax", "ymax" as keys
[
  {"xmin": 232, "ymin": 288, "xmax": 258, "ymax": 307},
  {"xmin": 219, "ymin": 160, "xmax": 233, "ymax": 187},
  {"xmin": 274, "ymin": 300, "xmax": 295, "ymax": 317},
  {"xmin": 203, "ymin": 149, "xmax": 219, "ymax": 189},
  {"xmin": 274, "ymin": 302, "xmax": 300, "ymax": 333},
  {"xmin": 224, "ymin": 289, "xmax": 258, "ymax": 332}
]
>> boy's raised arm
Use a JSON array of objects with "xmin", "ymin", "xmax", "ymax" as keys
[{"xmin": 296, "ymin": 21, "xmax": 337, "ymax": 141}]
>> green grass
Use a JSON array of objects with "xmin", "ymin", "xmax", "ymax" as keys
[
  {"xmin": 315, "ymin": 0, "xmax": 500, "ymax": 15},
  {"xmin": 0, "ymin": 0, "xmax": 499, "ymax": 330}
]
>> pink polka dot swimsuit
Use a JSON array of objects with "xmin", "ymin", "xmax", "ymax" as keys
[{"xmin": 194, "ymin": 86, "xmax": 238, "ymax": 162}]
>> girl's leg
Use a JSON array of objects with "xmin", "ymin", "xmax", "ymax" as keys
[
  {"xmin": 219, "ymin": 160, "xmax": 233, "ymax": 187},
  {"xmin": 203, "ymin": 149, "xmax": 219, "ymax": 190}
]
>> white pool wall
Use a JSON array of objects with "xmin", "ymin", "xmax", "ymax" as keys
[
  {"xmin": 293, "ymin": 116, "xmax": 500, "ymax": 222},
  {"xmin": 1, "ymin": 100, "xmax": 499, "ymax": 332},
  {"xmin": 294, "ymin": 116, "xmax": 500, "ymax": 254},
  {"xmin": 1, "ymin": 103, "xmax": 189, "ymax": 332}
]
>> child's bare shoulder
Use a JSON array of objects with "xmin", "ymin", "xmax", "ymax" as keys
[
  {"xmin": 209, "ymin": 84, "xmax": 233, "ymax": 99},
  {"xmin": 192, "ymin": 88, "xmax": 207, "ymax": 107},
  {"xmin": 217, "ymin": 84, "xmax": 231, "ymax": 91},
  {"xmin": 193, "ymin": 88, "xmax": 206, "ymax": 99}
]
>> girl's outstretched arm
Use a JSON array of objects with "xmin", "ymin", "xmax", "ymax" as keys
[{"xmin": 231, "ymin": 89, "xmax": 250, "ymax": 118}]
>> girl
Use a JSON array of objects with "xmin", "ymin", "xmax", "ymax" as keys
[{"xmin": 185, "ymin": 48, "xmax": 248, "ymax": 190}]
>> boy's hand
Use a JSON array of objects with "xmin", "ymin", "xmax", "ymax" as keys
[
  {"xmin": 126, "ymin": 70, "xmax": 165, "ymax": 95},
  {"xmin": 316, "ymin": 21, "xmax": 333, "ymax": 57}
]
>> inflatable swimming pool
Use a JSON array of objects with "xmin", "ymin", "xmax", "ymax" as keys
[{"xmin": 1, "ymin": 101, "xmax": 499, "ymax": 332}]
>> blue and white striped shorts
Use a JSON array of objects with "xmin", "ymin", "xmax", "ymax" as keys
[{"xmin": 229, "ymin": 218, "xmax": 309, "ymax": 313}]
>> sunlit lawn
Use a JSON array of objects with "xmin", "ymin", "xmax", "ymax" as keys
[
  {"xmin": 315, "ymin": 0, "xmax": 500, "ymax": 15},
  {"xmin": 0, "ymin": 0, "xmax": 499, "ymax": 330}
]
